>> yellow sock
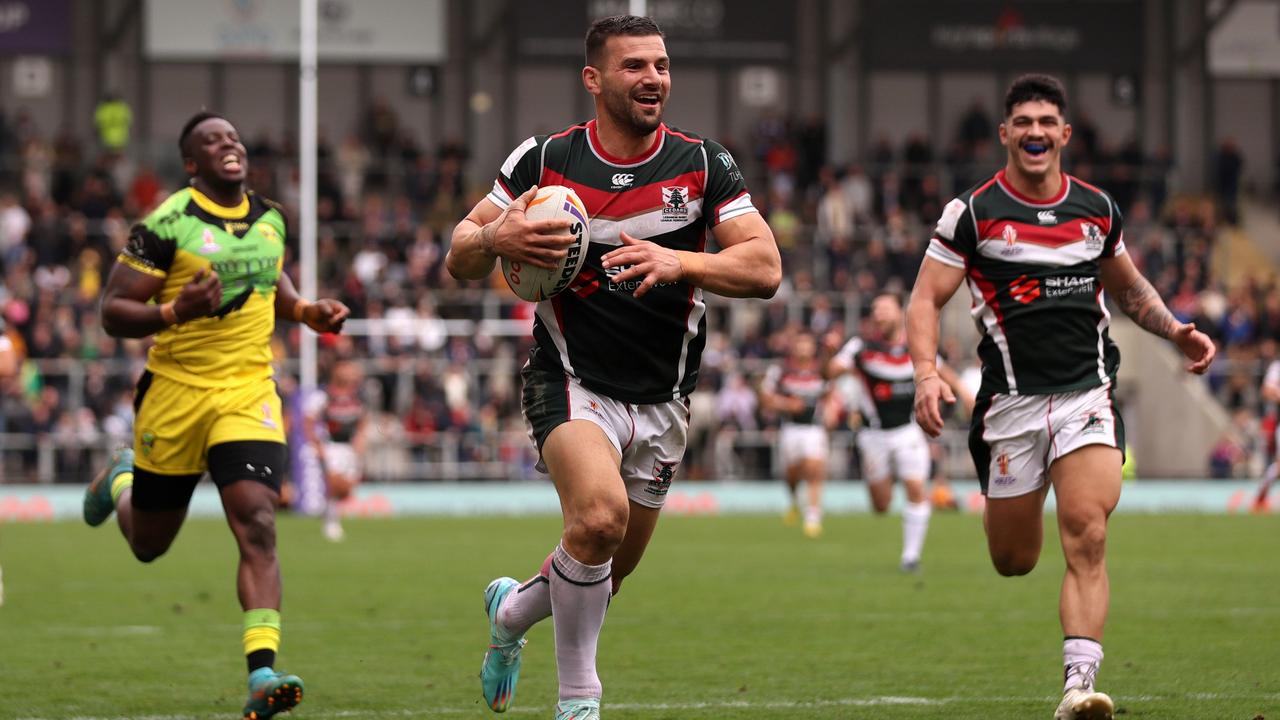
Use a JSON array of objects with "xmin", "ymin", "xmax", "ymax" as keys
[
  {"xmin": 243, "ymin": 608, "xmax": 281, "ymax": 659},
  {"xmin": 109, "ymin": 472, "xmax": 133, "ymax": 504}
]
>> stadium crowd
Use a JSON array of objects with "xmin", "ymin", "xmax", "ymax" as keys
[{"xmin": 0, "ymin": 101, "xmax": 1260, "ymax": 482}]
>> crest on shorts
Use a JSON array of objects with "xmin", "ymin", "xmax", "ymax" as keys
[
  {"xmin": 993, "ymin": 452, "xmax": 1016, "ymax": 486},
  {"xmin": 1082, "ymin": 411, "xmax": 1107, "ymax": 435},
  {"xmin": 661, "ymin": 186, "xmax": 689, "ymax": 221},
  {"xmin": 647, "ymin": 460, "xmax": 678, "ymax": 497}
]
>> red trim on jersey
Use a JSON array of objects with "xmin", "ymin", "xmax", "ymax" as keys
[
  {"xmin": 995, "ymin": 168, "xmax": 1070, "ymax": 206},
  {"xmin": 712, "ymin": 189, "xmax": 749, "ymax": 224},
  {"xmin": 494, "ymin": 176, "xmax": 515, "ymax": 200},
  {"xmin": 969, "ymin": 265, "xmax": 1008, "ymax": 331},
  {"xmin": 540, "ymin": 168, "xmax": 706, "ymax": 220},
  {"xmin": 975, "ymin": 216, "xmax": 1112, "ymax": 247},
  {"xmin": 549, "ymin": 124, "xmax": 589, "ymax": 141},
  {"xmin": 664, "ymin": 126, "xmax": 702, "ymax": 145},
  {"xmin": 931, "ymin": 234, "xmax": 963, "ymax": 255},
  {"xmin": 860, "ymin": 350, "xmax": 913, "ymax": 366},
  {"xmin": 587, "ymin": 119, "xmax": 663, "ymax": 165},
  {"xmin": 971, "ymin": 175, "xmax": 1000, "ymax": 201},
  {"xmin": 1067, "ymin": 173, "xmax": 1106, "ymax": 196},
  {"xmin": 552, "ymin": 295, "xmax": 569, "ymax": 361}
]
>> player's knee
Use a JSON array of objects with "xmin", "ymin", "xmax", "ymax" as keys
[
  {"xmin": 991, "ymin": 550, "xmax": 1038, "ymax": 576},
  {"xmin": 236, "ymin": 506, "xmax": 278, "ymax": 555},
  {"xmin": 1065, "ymin": 520, "xmax": 1108, "ymax": 567},
  {"xmin": 130, "ymin": 541, "xmax": 171, "ymax": 564},
  {"xmin": 568, "ymin": 503, "xmax": 628, "ymax": 553}
]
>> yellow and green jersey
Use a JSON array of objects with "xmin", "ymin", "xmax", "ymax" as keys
[{"xmin": 118, "ymin": 187, "xmax": 286, "ymax": 389}]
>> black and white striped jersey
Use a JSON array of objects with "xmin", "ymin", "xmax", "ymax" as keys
[{"xmin": 489, "ymin": 120, "xmax": 757, "ymax": 404}]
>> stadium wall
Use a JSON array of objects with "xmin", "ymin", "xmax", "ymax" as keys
[
  {"xmin": 0, "ymin": 480, "xmax": 1267, "ymax": 523},
  {"xmin": 4, "ymin": 0, "xmax": 1277, "ymax": 193}
]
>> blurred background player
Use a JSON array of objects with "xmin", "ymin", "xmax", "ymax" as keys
[
  {"xmin": 446, "ymin": 15, "xmax": 780, "ymax": 720},
  {"xmin": 302, "ymin": 359, "xmax": 368, "ymax": 541},
  {"xmin": 1254, "ymin": 352, "xmax": 1280, "ymax": 511},
  {"xmin": 80, "ymin": 111, "xmax": 349, "ymax": 720},
  {"xmin": 909, "ymin": 75, "xmax": 1214, "ymax": 720},
  {"xmin": 759, "ymin": 329, "xmax": 833, "ymax": 537},
  {"xmin": 828, "ymin": 293, "xmax": 972, "ymax": 571}
]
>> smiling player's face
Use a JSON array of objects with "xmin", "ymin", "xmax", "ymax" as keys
[
  {"xmin": 185, "ymin": 117, "xmax": 248, "ymax": 189},
  {"xmin": 594, "ymin": 34, "xmax": 670, "ymax": 136},
  {"xmin": 999, "ymin": 99, "xmax": 1071, "ymax": 181}
]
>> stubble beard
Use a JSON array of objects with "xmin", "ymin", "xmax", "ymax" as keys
[{"xmin": 604, "ymin": 86, "xmax": 662, "ymax": 137}]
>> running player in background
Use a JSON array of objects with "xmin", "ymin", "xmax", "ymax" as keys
[
  {"xmin": 909, "ymin": 75, "xmax": 1214, "ymax": 720},
  {"xmin": 447, "ymin": 15, "xmax": 780, "ymax": 720},
  {"xmin": 304, "ymin": 359, "xmax": 368, "ymax": 541},
  {"xmin": 759, "ymin": 329, "xmax": 834, "ymax": 538},
  {"xmin": 81, "ymin": 111, "xmax": 349, "ymax": 719},
  {"xmin": 1254, "ymin": 352, "xmax": 1280, "ymax": 512},
  {"xmin": 828, "ymin": 293, "xmax": 972, "ymax": 571}
]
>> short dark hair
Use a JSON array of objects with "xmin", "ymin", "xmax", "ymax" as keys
[
  {"xmin": 1004, "ymin": 74, "xmax": 1067, "ymax": 118},
  {"xmin": 585, "ymin": 15, "xmax": 664, "ymax": 67},
  {"xmin": 179, "ymin": 110, "xmax": 227, "ymax": 158}
]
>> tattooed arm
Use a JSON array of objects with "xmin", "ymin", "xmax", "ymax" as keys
[{"xmin": 1100, "ymin": 252, "xmax": 1216, "ymax": 374}]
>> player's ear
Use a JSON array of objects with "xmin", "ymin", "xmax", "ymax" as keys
[
  {"xmin": 183, "ymin": 157, "xmax": 196, "ymax": 176},
  {"xmin": 582, "ymin": 65, "xmax": 602, "ymax": 96},
  {"xmin": 1060, "ymin": 122, "xmax": 1072, "ymax": 147},
  {"xmin": 997, "ymin": 122, "xmax": 1008, "ymax": 147}
]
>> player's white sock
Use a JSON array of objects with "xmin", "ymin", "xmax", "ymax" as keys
[
  {"xmin": 1063, "ymin": 636, "xmax": 1104, "ymax": 692},
  {"xmin": 549, "ymin": 543, "xmax": 611, "ymax": 701},
  {"xmin": 804, "ymin": 505, "xmax": 822, "ymax": 526},
  {"xmin": 497, "ymin": 551, "xmax": 554, "ymax": 636},
  {"xmin": 1258, "ymin": 462, "xmax": 1278, "ymax": 501},
  {"xmin": 901, "ymin": 500, "xmax": 931, "ymax": 564}
]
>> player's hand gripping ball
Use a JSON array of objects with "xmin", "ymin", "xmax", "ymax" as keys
[{"xmin": 501, "ymin": 185, "xmax": 591, "ymax": 302}]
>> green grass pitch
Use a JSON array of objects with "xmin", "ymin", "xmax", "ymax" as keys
[{"xmin": 0, "ymin": 512, "xmax": 1276, "ymax": 719}]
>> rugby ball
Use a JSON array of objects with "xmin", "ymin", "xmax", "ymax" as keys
[{"xmin": 501, "ymin": 185, "xmax": 591, "ymax": 302}]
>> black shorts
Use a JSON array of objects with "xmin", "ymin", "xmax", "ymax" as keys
[{"xmin": 131, "ymin": 441, "xmax": 288, "ymax": 512}]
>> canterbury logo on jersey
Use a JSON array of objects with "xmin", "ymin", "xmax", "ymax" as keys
[
  {"xmin": 1037, "ymin": 210, "xmax": 1056, "ymax": 224},
  {"xmin": 611, "ymin": 173, "xmax": 634, "ymax": 187}
]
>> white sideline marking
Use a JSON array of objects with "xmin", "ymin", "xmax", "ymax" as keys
[{"xmin": 17, "ymin": 692, "xmax": 1280, "ymax": 719}]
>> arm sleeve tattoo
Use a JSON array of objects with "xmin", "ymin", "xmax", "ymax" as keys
[{"xmin": 1114, "ymin": 274, "xmax": 1178, "ymax": 339}]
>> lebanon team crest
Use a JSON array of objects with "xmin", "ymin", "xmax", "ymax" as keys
[{"xmin": 661, "ymin": 186, "xmax": 689, "ymax": 221}]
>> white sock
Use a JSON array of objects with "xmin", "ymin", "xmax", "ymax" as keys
[
  {"xmin": 497, "ymin": 551, "xmax": 554, "ymax": 636},
  {"xmin": 804, "ymin": 505, "xmax": 822, "ymax": 525},
  {"xmin": 901, "ymin": 500, "xmax": 931, "ymax": 563},
  {"xmin": 1259, "ymin": 463, "xmax": 1278, "ymax": 499},
  {"xmin": 550, "ymin": 543, "xmax": 612, "ymax": 701},
  {"xmin": 1063, "ymin": 637, "xmax": 1104, "ymax": 692}
]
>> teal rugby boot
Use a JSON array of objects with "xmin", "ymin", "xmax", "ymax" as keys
[
  {"xmin": 83, "ymin": 448, "xmax": 133, "ymax": 526},
  {"xmin": 480, "ymin": 576, "xmax": 528, "ymax": 712}
]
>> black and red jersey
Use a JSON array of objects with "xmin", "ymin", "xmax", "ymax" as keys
[
  {"xmin": 761, "ymin": 361, "xmax": 826, "ymax": 425},
  {"xmin": 926, "ymin": 169, "xmax": 1124, "ymax": 397},
  {"xmin": 832, "ymin": 337, "xmax": 917, "ymax": 429},
  {"xmin": 488, "ymin": 120, "xmax": 756, "ymax": 403}
]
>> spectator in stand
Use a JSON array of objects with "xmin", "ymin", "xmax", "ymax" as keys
[{"xmin": 1214, "ymin": 138, "xmax": 1244, "ymax": 225}]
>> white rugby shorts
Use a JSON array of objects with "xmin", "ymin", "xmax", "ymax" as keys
[
  {"xmin": 778, "ymin": 423, "xmax": 828, "ymax": 467},
  {"xmin": 856, "ymin": 423, "xmax": 931, "ymax": 483},
  {"xmin": 969, "ymin": 384, "xmax": 1125, "ymax": 498},
  {"xmin": 522, "ymin": 364, "xmax": 689, "ymax": 509}
]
